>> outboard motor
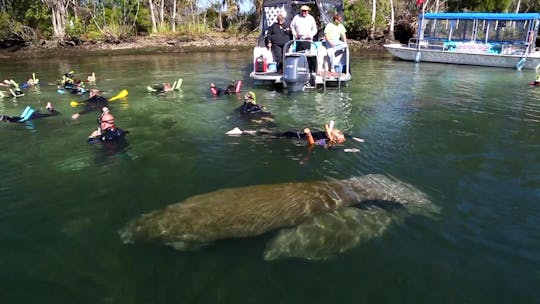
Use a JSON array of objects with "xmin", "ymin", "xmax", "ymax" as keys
[{"xmin": 282, "ymin": 54, "xmax": 309, "ymax": 92}]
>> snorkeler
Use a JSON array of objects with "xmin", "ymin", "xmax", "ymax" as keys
[
  {"xmin": 226, "ymin": 120, "xmax": 364, "ymax": 151},
  {"xmin": 234, "ymin": 91, "xmax": 272, "ymax": 117},
  {"xmin": 0, "ymin": 102, "xmax": 59, "ymax": 123},
  {"xmin": 210, "ymin": 80, "xmax": 242, "ymax": 96}
]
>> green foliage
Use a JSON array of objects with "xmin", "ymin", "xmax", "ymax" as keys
[
  {"xmin": 176, "ymin": 23, "xmax": 210, "ymax": 37},
  {"xmin": 344, "ymin": 1, "xmax": 371, "ymax": 38},
  {"xmin": 104, "ymin": 23, "xmax": 135, "ymax": 41},
  {"xmin": 135, "ymin": 7, "xmax": 152, "ymax": 33},
  {"xmin": 447, "ymin": 0, "xmax": 512, "ymax": 12},
  {"xmin": 66, "ymin": 18, "xmax": 85, "ymax": 40},
  {"xmin": 0, "ymin": 12, "xmax": 11, "ymax": 40}
]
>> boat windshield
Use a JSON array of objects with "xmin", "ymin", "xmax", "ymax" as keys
[{"xmin": 424, "ymin": 18, "xmax": 532, "ymax": 44}]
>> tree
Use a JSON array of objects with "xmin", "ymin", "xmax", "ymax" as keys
[{"xmin": 42, "ymin": 0, "xmax": 68, "ymax": 38}]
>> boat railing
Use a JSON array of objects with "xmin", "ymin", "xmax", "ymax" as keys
[
  {"xmin": 407, "ymin": 38, "xmax": 444, "ymax": 50},
  {"xmin": 283, "ymin": 39, "xmax": 350, "ymax": 74}
]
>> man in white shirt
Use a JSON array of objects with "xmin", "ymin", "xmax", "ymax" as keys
[{"xmin": 290, "ymin": 5, "xmax": 318, "ymax": 52}]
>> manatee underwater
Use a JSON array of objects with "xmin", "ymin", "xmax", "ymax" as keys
[{"xmin": 120, "ymin": 174, "xmax": 439, "ymax": 260}]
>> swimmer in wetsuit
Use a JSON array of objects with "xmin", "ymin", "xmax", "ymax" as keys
[
  {"xmin": 210, "ymin": 80, "xmax": 242, "ymax": 96},
  {"xmin": 226, "ymin": 120, "xmax": 363, "ymax": 151},
  {"xmin": 0, "ymin": 102, "xmax": 59, "ymax": 123},
  {"xmin": 234, "ymin": 91, "xmax": 272, "ymax": 118},
  {"xmin": 72, "ymin": 89, "xmax": 109, "ymax": 120}
]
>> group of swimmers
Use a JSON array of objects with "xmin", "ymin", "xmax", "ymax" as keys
[
  {"xmin": 0, "ymin": 71, "xmax": 128, "ymax": 143},
  {"xmin": 2, "ymin": 69, "xmax": 362, "ymax": 150},
  {"xmin": 209, "ymin": 79, "xmax": 363, "ymax": 150}
]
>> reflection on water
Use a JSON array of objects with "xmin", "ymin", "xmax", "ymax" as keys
[{"xmin": 1, "ymin": 53, "xmax": 540, "ymax": 303}]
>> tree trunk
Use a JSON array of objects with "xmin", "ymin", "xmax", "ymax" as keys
[
  {"xmin": 148, "ymin": 0, "xmax": 157, "ymax": 33},
  {"xmin": 387, "ymin": 0, "xmax": 395, "ymax": 41},
  {"xmin": 370, "ymin": 0, "xmax": 376, "ymax": 40},
  {"xmin": 171, "ymin": 0, "xmax": 176, "ymax": 32},
  {"xmin": 159, "ymin": 0, "xmax": 165, "ymax": 25},
  {"xmin": 42, "ymin": 0, "xmax": 68, "ymax": 38}
]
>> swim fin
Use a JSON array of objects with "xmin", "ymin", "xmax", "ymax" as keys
[
  {"xmin": 18, "ymin": 107, "xmax": 35, "ymax": 122},
  {"xmin": 20, "ymin": 106, "xmax": 31, "ymax": 118},
  {"xmin": 175, "ymin": 78, "xmax": 183, "ymax": 90},
  {"xmin": 146, "ymin": 86, "xmax": 157, "ymax": 92}
]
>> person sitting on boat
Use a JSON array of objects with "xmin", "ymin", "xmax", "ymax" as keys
[
  {"xmin": 267, "ymin": 14, "xmax": 292, "ymax": 72},
  {"xmin": 210, "ymin": 80, "xmax": 243, "ymax": 96},
  {"xmin": 0, "ymin": 102, "xmax": 59, "ymax": 123},
  {"xmin": 72, "ymin": 89, "xmax": 109, "ymax": 120},
  {"xmin": 88, "ymin": 107, "xmax": 128, "ymax": 143},
  {"xmin": 323, "ymin": 14, "xmax": 347, "ymax": 73}
]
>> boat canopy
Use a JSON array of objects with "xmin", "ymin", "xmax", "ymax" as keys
[
  {"xmin": 423, "ymin": 12, "xmax": 540, "ymax": 21},
  {"xmin": 257, "ymin": 0, "xmax": 344, "ymax": 46}
]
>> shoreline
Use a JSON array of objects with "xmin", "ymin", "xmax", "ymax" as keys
[{"xmin": 0, "ymin": 35, "xmax": 387, "ymax": 59}]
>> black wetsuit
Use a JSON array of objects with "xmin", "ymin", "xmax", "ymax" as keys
[
  {"xmin": 235, "ymin": 101, "xmax": 272, "ymax": 117},
  {"xmin": 88, "ymin": 127, "xmax": 129, "ymax": 144},
  {"xmin": 268, "ymin": 22, "xmax": 292, "ymax": 71},
  {"xmin": 0, "ymin": 108, "xmax": 60, "ymax": 123},
  {"xmin": 76, "ymin": 95, "xmax": 109, "ymax": 116},
  {"xmin": 211, "ymin": 84, "xmax": 236, "ymax": 96}
]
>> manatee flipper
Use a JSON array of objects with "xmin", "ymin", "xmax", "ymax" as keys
[{"xmin": 263, "ymin": 207, "xmax": 399, "ymax": 261}]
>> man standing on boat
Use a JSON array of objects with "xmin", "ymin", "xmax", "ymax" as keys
[
  {"xmin": 290, "ymin": 5, "xmax": 317, "ymax": 52},
  {"xmin": 324, "ymin": 13, "xmax": 347, "ymax": 72}
]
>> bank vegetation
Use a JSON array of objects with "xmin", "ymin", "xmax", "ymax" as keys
[{"xmin": 0, "ymin": 0, "xmax": 538, "ymax": 52}]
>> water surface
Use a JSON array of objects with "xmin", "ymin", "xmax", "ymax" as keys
[{"xmin": 1, "ymin": 51, "xmax": 539, "ymax": 303}]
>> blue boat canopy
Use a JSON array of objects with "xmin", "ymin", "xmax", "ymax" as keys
[{"xmin": 423, "ymin": 12, "xmax": 540, "ymax": 21}]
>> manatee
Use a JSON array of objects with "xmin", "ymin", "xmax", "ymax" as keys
[
  {"xmin": 120, "ymin": 174, "xmax": 438, "ymax": 259},
  {"xmin": 263, "ymin": 207, "xmax": 399, "ymax": 261}
]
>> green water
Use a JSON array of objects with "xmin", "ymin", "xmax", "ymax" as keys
[{"xmin": 1, "ymin": 51, "xmax": 539, "ymax": 303}]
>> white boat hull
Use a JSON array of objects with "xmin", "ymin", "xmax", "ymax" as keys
[
  {"xmin": 250, "ymin": 71, "xmax": 351, "ymax": 88},
  {"xmin": 384, "ymin": 43, "xmax": 540, "ymax": 69}
]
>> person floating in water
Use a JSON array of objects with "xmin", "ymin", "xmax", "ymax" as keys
[
  {"xmin": 210, "ymin": 80, "xmax": 242, "ymax": 96},
  {"xmin": 226, "ymin": 120, "xmax": 364, "ymax": 151},
  {"xmin": 0, "ymin": 102, "xmax": 59, "ymax": 123},
  {"xmin": 2, "ymin": 79, "xmax": 25, "ymax": 97},
  {"xmin": 72, "ymin": 89, "xmax": 109, "ymax": 120},
  {"xmin": 19, "ymin": 74, "xmax": 39, "ymax": 89},
  {"xmin": 531, "ymin": 74, "xmax": 540, "ymax": 86},
  {"xmin": 147, "ymin": 78, "xmax": 182, "ymax": 94},
  {"xmin": 88, "ymin": 106, "xmax": 128, "ymax": 143}
]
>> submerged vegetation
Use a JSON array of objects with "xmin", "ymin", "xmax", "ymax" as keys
[{"xmin": 0, "ymin": 0, "xmax": 538, "ymax": 50}]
